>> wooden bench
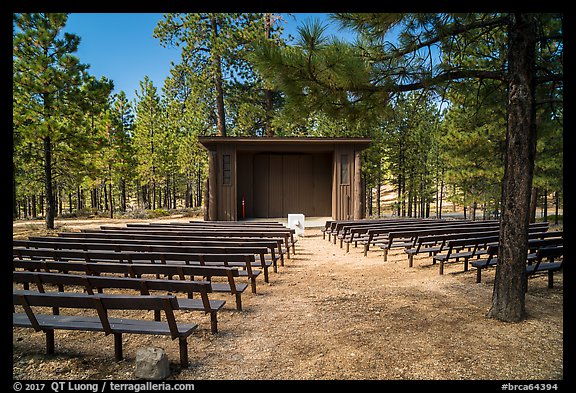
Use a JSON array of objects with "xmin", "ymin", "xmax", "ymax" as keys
[
  {"xmin": 404, "ymin": 228, "xmax": 501, "ymax": 267},
  {"xmin": 12, "ymin": 247, "xmax": 262, "ymax": 294},
  {"xmin": 336, "ymin": 218, "xmax": 431, "ymax": 248},
  {"xmin": 13, "ymin": 258, "xmax": 247, "ymax": 310},
  {"xmin": 93, "ymin": 225, "xmax": 298, "ymax": 259},
  {"xmin": 15, "ymin": 238, "xmax": 275, "ymax": 283},
  {"xmin": 375, "ymin": 221, "xmax": 508, "ymax": 261},
  {"xmin": 54, "ymin": 232, "xmax": 287, "ymax": 267},
  {"xmin": 13, "ymin": 270, "xmax": 225, "ymax": 334},
  {"xmin": 108, "ymin": 224, "xmax": 288, "ymax": 265},
  {"xmin": 108, "ymin": 222, "xmax": 297, "ymax": 249},
  {"xmin": 362, "ymin": 220, "xmax": 497, "ymax": 256},
  {"xmin": 470, "ymin": 236, "xmax": 564, "ymax": 283},
  {"xmin": 432, "ymin": 235, "xmax": 500, "ymax": 274},
  {"xmin": 13, "ymin": 290, "xmax": 197, "ymax": 367},
  {"xmin": 340, "ymin": 219, "xmax": 428, "ymax": 251},
  {"xmin": 525, "ymin": 245, "xmax": 564, "ymax": 290},
  {"xmin": 381, "ymin": 221, "xmax": 549, "ymax": 262},
  {"xmin": 401, "ymin": 224, "xmax": 553, "ymax": 267}
]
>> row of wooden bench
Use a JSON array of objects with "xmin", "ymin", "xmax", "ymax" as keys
[
  {"xmin": 323, "ymin": 218, "xmax": 563, "ymax": 286},
  {"xmin": 324, "ymin": 217, "xmax": 549, "ymax": 262},
  {"xmin": 13, "ymin": 220, "xmax": 297, "ymax": 369}
]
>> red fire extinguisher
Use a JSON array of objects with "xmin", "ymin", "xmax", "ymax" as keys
[{"xmin": 242, "ymin": 196, "xmax": 246, "ymax": 219}]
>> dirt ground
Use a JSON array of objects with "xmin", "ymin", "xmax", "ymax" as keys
[{"xmin": 12, "ymin": 216, "xmax": 564, "ymax": 383}]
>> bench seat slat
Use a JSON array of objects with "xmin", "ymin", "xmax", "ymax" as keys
[
  {"xmin": 177, "ymin": 298, "xmax": 226, "ymax": 313},
  {"xmin": 210, "ymin": 282, "xmax": 248, "ymax": 293},
  {"xmin": 14, "ymin": 313, "xmax": 198, "ymax": 336}
]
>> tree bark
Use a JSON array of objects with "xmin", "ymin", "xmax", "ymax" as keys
[
  {"xmin": 108, "ymin": 182, "xmax": 113, "ymax": 218},
  {"xmin": 13, "ymin": 175, "xmax": 18, "ymax": 219},
  {"xmin": 264, "ymin": 13, "xmax": 275, "ymax": 136},
  {"xmin": 529, "ymin": 186, "xmax": 539, "ymax": 223},
  {"xmin": 488, "ymin": 13, "xmax": 537, "ymax": 322},
  {"xmin": 211, "ymin": 16, "xmax": 227, "ymax": 137},
  {"xmin": 43, "ymin": 136, "xmax": 55, "ymax": 229},
  {"xmin": 120, "ymin": 178, "xmax": 127, "ymax": 212}
]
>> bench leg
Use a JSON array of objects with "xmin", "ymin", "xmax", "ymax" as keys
[
  {"xmin": 346, "ymin": 242, "xmax": 350, "ymax": 253},
  {"xmin": 548, "ymin": 271, "xmax": 554, "ymax": 288},
  {"xmin": 45, "ymin": 330, "xmax": 55, "ymax": 355},
  {"xmin": 179, "ymin": 338, "xmax": 189, "ymax": 369},
  {"xmin": 383, "ymin": 249, "xmax": 388, "ymax": 262},
  {"xmin": 363, "ymin": 244, "xmax": 369, "ymax": 257},
  {"xmin": 476, "ymin": 268, "xmax": 482, "ymax": 283},
  {"xmin": 210, "ymin": 312, "xmax": 218, "ymax": 334},
  {"xmin": 235, "ymin": 294, "xmax": 242, "ymax": 311},
  {"xmin": 114, "ymin": 333, "xmax": 123, "ymax": 361},
  {"xmin": 250, "ymin": 278, "xmax": 257, "ymax": 294},
  {"xmin": 408, "ymin": 254, "xmax": 413, "ymax": 268},
  {"xmin": 464, "ymin": 258, "xmax": 469, "ymax": 272},
  {"xmin": 439, "ymin": 261, "xmax": 444, "ymax": 275}
]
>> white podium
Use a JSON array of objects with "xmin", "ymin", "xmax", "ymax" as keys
[{"xmin": 287, "ymin": 214, "xmax": 305, "ymax": 236}]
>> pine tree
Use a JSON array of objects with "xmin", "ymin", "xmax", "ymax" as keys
[
  {"xmin": 133, "ymin": 76, "xmax": 163, "ymax": 209},
  {"xmin": 108, "ymin": 91, "xmax": 136, "ymax": 213},
  {"xmin": 13, "ymin": 13, "xmax": 113, "ymax": 228},
  {"xmin": 252, "ymin": 13, "xmax": 563, "ymax": 322},
  {"xmin": 154, "ymin": 13, "xmax": 285, "ymax": 136}
]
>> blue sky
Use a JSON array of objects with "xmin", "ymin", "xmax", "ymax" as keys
[{"xmin": 63, "ymin": 13, "xmax": 353, "ymax": 104}]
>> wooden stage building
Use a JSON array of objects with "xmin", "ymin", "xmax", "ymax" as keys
[{"xmin": 198, "ymin": 137, "xmax": 371, "ymax": 221}]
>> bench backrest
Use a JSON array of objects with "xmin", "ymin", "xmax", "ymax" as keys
[
  {"xmin": 474, "ymin": 237, "xmax": 563, "ymax": 259},
  {"xmin": 348, "ymin": 219, "xmax": 450, "ymax": 235},
  {"xmin": 13, "ymin": 258, "xmax": 240, "ymax": 282},
  {"xmin": 14, "ymin": 240, "xmax": 269, "ymax": 257},
  {"xmin": 30, "ymin": 235, "xmax": 284, "ymax": 251},
  {"xmin": 13, "ymin": 271, "xmax": 213, "ymax": 310},
  {"xmin": 534, "ymin": 245, "xmax": 563, "ymax": 260},
  {"xmin": 130, "ymin": 221, "xmax": 287, "ymax": 228},
  {"xmin": 97, "ymin": 226, "xmax": 295, "ymax": 235},
  {"xmin": 447, "ymin": 235, "xmax": 499, "ymax": 249},
  {"xmin": 367, "ymin": 220, "xmax": 500, "ymax": 238},
  {"xmin": 13, "ymin": 247, "xmax": 255, "ymax": 263}
]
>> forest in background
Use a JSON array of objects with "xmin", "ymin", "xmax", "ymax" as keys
[{"xmin": 13, "ymin": 13, "xmax": 563, "ymax": 225}]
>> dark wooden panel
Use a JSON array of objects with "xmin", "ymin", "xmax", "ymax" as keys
[
  {"xmin": 251, "ymin": 152, "xmax": 333, "ymax": 218},
  {"xmin": 237, "ymin": 153, "xmax": 253, "ymax": 219},
  {"xmin": 268, "ymin": 155, "xmax": 283, "ymax": 217},
  {"xmin": 217, "ymin": 147, "xmax": 236, "ymax": 220},
  {"xmin": 283, "ymin": 154, "xmax": 299, "ymax": 215},
  {"xmin": 253, "ymin": 154, "xmax": 269, "ymax": 218},
  {"xmin": 297, "ymin": 154, "xmax": 314, "ymax": 216},
  {"xmin": 313, "ymin": 153, "xmax": 332, "ymax": 217}
]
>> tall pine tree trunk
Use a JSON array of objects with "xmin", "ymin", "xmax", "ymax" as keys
[
  {"xmin": 120, "ymin": 178, "xmax": 127, "ymax": 212},
  {"xmin": 211, "ymin": 16, "xmax": 227, "ymax": 137},
  {"xmin": 43, "ymin": 136, "xmax": 55, "ymax": 229},
  {"xmin": 488, "ymin": 13, "xmax": 537, "ymax": 322},
  {"xmin": 264, "ymin": 13, "xmax": 275, "ymax": 137}
]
